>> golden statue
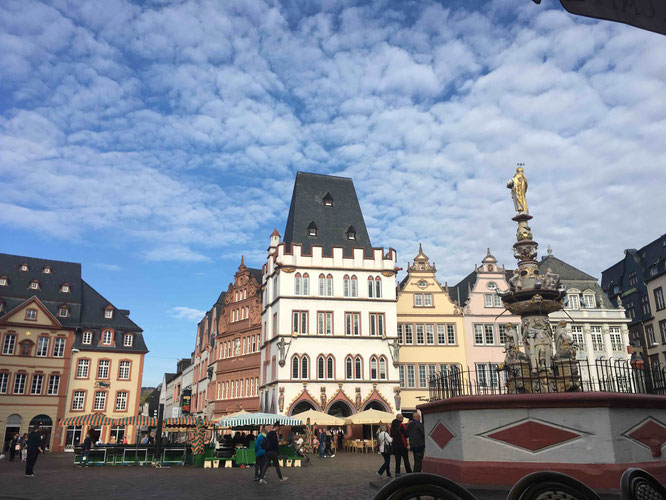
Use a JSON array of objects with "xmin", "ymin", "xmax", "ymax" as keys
[{"xmin": 507, "ymin": 165, "xmax": 528, "ymax": 214}]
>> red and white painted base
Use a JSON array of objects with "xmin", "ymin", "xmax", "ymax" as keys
[{"xmin": 418, "ymin": 393, "xmax": 666, "ymax": 489}]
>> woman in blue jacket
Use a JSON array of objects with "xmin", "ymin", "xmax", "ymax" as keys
[{"xmin": 254, "ymin": 427, "xmax": 267, "ymax": 481}]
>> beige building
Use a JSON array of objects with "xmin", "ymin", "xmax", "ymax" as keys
[
  {"xmin": 645, "ymin": 264, "xmax": 666, "ymax": 366},
  {"xmin": 396, "ymin": 246, "xmax": 466, "ymax": 414}
]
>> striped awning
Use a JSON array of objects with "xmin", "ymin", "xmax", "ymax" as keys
[
  {"xmin": 163, "ymin": 416, "xmax": 212, "ymax": 427},
  {"xmin": 218, "ymin": 412, "xmax": 302, "ymax": 428},
  {"xmin": 115, "ymin": 415, "xmax": 158, "ymax": 427},
  {"xmin": 60, "ymin": 413, "xmax": 115, "ymax": 427}
]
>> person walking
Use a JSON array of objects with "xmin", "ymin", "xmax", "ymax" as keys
[
  {"xmin": 20, "ymin": 433, "xmax": 28, "ymax": 461},
  {"xmin": 407, "ymin": 412, "xmax": 425, "ymax": 472},
  {"xmin": 376, "ymin": 425, "xmax": 393, "ymax": 479},
  {"xmin": 390, "ymin": 414, "xmax": 411, "ymax": 476},
  {"xmin": 258, "ymin": 421, "xmax": 287, "ymax": 485},
  {"xmin": 9, "ymin": 433, "xmax": 19, "ymax": 462},
  {"xmin": 254, "ymin": 426, "xmax": 267, "ymax": 481},
  {"xmin": 25, "ymin": 425, "xmax": 43, "ymax": 477},
  {"xmin": 317, "ymin": 429, "xmax": 326, "ymax": 458}
]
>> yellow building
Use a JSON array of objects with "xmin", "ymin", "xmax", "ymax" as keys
[{"xmin": 396, "ymin": 246, "xmax": 466, "ymax": 414}]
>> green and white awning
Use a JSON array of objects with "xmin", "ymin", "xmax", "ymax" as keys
[{"xmin": 218, "ymin": 412, "xmax": 302, "ymax": 428}]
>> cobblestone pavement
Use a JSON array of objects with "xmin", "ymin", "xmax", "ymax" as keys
[{"xmin": 0, "ymin": 452, "xmax": 619, "ymax": 500}]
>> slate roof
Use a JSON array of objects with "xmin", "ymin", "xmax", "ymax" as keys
[
  {"xmin": 248, "ymin": 268, "xmax": 263, "ymax": 285},
  {"xmin": 283, "ymin": 172, "xmax": 373, "ymax": 257},
  {"xmin": 452, "ymin": 270, "xmax": 476, "ymax": 307},
  {"xmin": 539, "ymin": 255, "xmax": 614, "ymax": 309},
  {"xmin": 80, "ymin": 280, "xmax": 142, "ymax": 332}
]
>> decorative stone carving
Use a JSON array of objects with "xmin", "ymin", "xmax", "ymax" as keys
[
  {"xmin": 524, "ymin": 318, "xmax": 553, "ymax": 373},
  {"xmin": 394, "ymin": 387, "xmax": 401, "ymax": 411},
  {"xmin": 554, "ymin": 320, "xmax": 576, "ymax": 359},
  {"xmin": 507, "ymin": 165, "xmax": 529, "ymax": 214},
  {"xmin": 278, "ymin": 388, "xmax": 284, "ymax": 413},
  {"xmin": 388, "ymin": 338, "xmax": 400, "ymax": 367},
  {"xmin": 543, "ymin": 268, "xmax": 560, "ymax": 290},
  {"xmin": 503, "ymin": 322, "xmax": 526, "ymax": 364},
  {"xmin": 355, "ymin": 387, "xmax": 362, "ymax": 410},
  {"xmin": 320, "ymin": 387, "xmax": 327, "ymax": 408}
]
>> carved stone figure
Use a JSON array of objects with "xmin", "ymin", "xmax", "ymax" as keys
[
  {"xmin": 509, "ymin": 269, "xmax": 523, "ymax": 291},
  {"xmin": 278, "ymin": 388, "xmax": 284, "ymax": 412},
  {"xmin": 234, "ymin": 338, "xmax": 241, "ymax": 356},
  {"xmin": 543, "ymin": 268, "xmax": 560, "ymax": 290},
  {"xmin": 526, "ymin": 319, "xmax": 553, "ymax": 372},
  {"xmin": 320, "ymin": 387, "xmax": 327, "ymax": 408},
  {"xmin": 507, "ymin": 166, "xmax": 529, "ymax": 214},
  {"xmin": 388, "ymin": 338, "xmax": 400, "ymax": 366},
  {"xmin": 517, "ymin": 222, "xmax": 533, "ymax": 241},
  {"xmin": 394, "ymin": 388, "xmax": 401, "ymax": 411},
  {"xmin": 554, "ymin": 320, "xmax": 576, "ymax": 358},
  {"xmin": 276, "ymin": 336, "xmax": 291, "ymax": 366},
  {"xmin": 503, "ymin": 322, "xmax": 525, "ymax": 363},
  {"xmin": 355, "ymin": 387, "xmax": 362, "ymax": 409}
]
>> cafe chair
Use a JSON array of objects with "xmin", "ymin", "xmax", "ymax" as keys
[
  {"xmin": 507, "ymin": 471, "xmax": 601, "ymax": 500},
  {"xmin": 373, "ymin": 472, "xmax": 478, "ymax": 500},
  {"xmin": 621, "ymin": 468, "xmax": 666, "ymax": 500}
]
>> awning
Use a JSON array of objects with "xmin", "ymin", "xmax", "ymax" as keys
[
  {"xmin": 345, "ymin": 409, "xmax": 395, "ymax": 425},
  {"xmin": 290, "ymin": 409, "xmax": 345, "ymax": 426},
  {"xmin": 60, "ymin": 413, "xmax": 115, "ymax": 427},
  {"xmin": 115, "ymin": 415, "xmax": 158, "ymax": 427},
  {"xmin": 163, "ymin": 415, "xmax": 212, "ymax": 427},
  {"xmin": 218, "ymin": 412, "xmax": 302, "ymax": 428}
]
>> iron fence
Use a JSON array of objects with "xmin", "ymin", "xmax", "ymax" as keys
[{"xmin": 428, "ymin": 358, "xmax": 666, "ymax": 401}]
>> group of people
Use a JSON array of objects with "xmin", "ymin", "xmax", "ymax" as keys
[
  {"xmin": 253, "ymin": 421, "xmax": 288, "ymax": 485},
  {"xmin": 4, "ymin": 425, "xmax": 45, "ymax": 476},
  {"xmin": 376, "ymin": 412, "xmax": 425, "ymax": 479}
]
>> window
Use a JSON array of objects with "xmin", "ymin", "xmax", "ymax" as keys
[
  {"xmin": 591, "ymin": 327, "xmax": 604, "ymax": 351},
  {"xmin": 292, "ymin": 311, "xmax": 308, "ymax": 335},
  {"xmin": 345, "ymin": 312, "xmax": 360, "ymax": 336},
  {"xmin": 14, "ymin": 373, "xmax": 26, "ymax": 394},
  {"xmin": 571, "ymin": 325, "xmax": 584, "ymax": 347},
  {"xmin": 37, "ymin": 337, "xmax": 49, "ymax": 357},
  {"xmin": 308, "ymin": 221, "xmax": 318, "ymax": 237},
  {"xmin": 94, "ymin": 391, "xmax": 107, "ymax": 411},
  {"xmin": 609, "ymin": 327, "xmax": 623, "ymax": 351},
  {"xmin": 399, "ymin": 365, "xmax": 405, "ymax": 388},
  {"xmin": 447, "ymin": 325, "xmax": 456, "ymax": 344},
  {"xmin": 47, "ymin": 375, "xmax": 60, "ymax": 395},
  {"xmin": 419, "ymin": 365, "xmax": 427, "ymax": 388},
  {"xmin": 123, "ymin": 334, "xmax": 133, "ymax": 347},
  {"xmin": 72, "ymin": 390, "xmax": 85, "ymax": 410},
  {"xmin": 437, "ymin": 324, "xmax": 446, "ymax": 344},
  {"xmin": 379, "ymin": 357, "xmax": 387, "ymax": 380},
  {"xmin": 272, "ymin": 313, "xmax": 278, "ymax": 337},
  {"xmin": 0, "ymin": 336, "xmax": 14, "ymax": 357},
  {"xmin": 568, "ymin": 294, "xmax": 580, "ymax": 310},
  {"xmin": 20, "ymin": 264, "xmax": 29, "ymax": 271},
  {"xmin": 646, "ymin": 325, "xmax": 656, "ymax": 345},
  {"xmin": 292, "ymin": 356, "xmax": 300, "ymax": 379},
  {"xmin": 655, "ymin": 288, "xmax": 665, "ymax": 311},
  {"xmin": 416, "ymin": 324, "xmax": 425, "ymax": 344},
  {"xmin": 31, "ymin": 374, "xmax": 43, "ymax": 394},
  {"xmin": 407, "ymin": 365, "xmax": 415, "ymax": 388},
  {"xmin": 350, "ymin": 276, "xmax": 358, "ymax": 297},
  {"xmin": 295, "ymin": 273, "xmax": 302, "ymax": 295},
  {"xmin": 53, "ymin": 338, "xmax": 66, "ymax": 358},
  {"xmin": 76, "ymin": 359, "xmax": 89, "ymax": 378},
  {"xmin": 651, "ymin": 266, "xmax": 658, "ymax": 277},
  {"xmin": 26, "ymin": 309, "xmax": 37, "ymax": 320},
  {"xmin": 301, "ymin": 356, "xmax": 309, "ymax": 379},
  {"xmin": 354, "ymin": 356, "xmax": 362, "ymax": 379},
  {"xmin": 346, "ymin": 356, "xmax": 353, "ymax": 379},
  {"xmin": 641, "ymin": 295, "xmax": 651, "ymax": 316},
  {"xmin": 323, "ymin": 192, "xmax": 334, "ymax": 206},
  {"xmin": 105, "ymin": 308, "xmax": 113, "ymax": 319},
  {"xmin": 30, "ymin": 281, "xmax": 39, "ymax": 290},
  {"xmin": 97, "ymin": 360, "xmax": 110, "ymax": 379},
  {"xmin": 371, "ymin": 357, "xmax": 378, "ymax": 379},
  {"xmin": 0, "ymin": 372, "xmax": 8, "ymax": 393},
  {"xmin": 660, "ymin": 320, "xmax": 666, "ymax": 344},
  {"xmin": 476, "ymin": 363, "xmax": 500, "ymax": 388},
  {"xmin": 629, "ymin": 272, "xmax": 638, "ymax": 286},
  {"xmin": 343, "ymin": 275, "xmax": 350, "ymax": 297},
  {"xmin": 498, "ymin": 324, "xmax": 508, "ymax": 344},
  {"xmin": 317, "ymin": 312, "xmax": 333, "ymax": 335},
  {"xmin": 426, "ymin": 324, "xmax": 434, "ymax": 344},
  {"xmin": 404, "ymin": 324, "xmax": 413, "ymax": 344},
  {"xmin": 0, "ymin": 277, "xmax": 7, "ymax": 286},
  {"xmin": 583, "ymin": 294, "xmax": 596, "ymax": 309},
  {"xmin": 327, "ymin": 356, "xmax": 334, "ymax": 379},
  {"xmin": 59, "ymin": 307, "xmax": 69, "ymax": 317},
  {"xmin": 626, "ymin": 301, "xmax": 636, "ymax": 320},
  {"xmin": 103, "ymin": 330, "xmax": 112, "ymax": 344},
  {"xmin": 414, "ymin": 294, "xmax": 423, "ymax": 307},
  {"xmin": 376, "ymin": 277, "xmax": 382, "ymax": 298},
  {"xmin": 397, "ymin": 324, "xmax": 404, "ymax": 344},
  {"xmin": 116, "ymin": 392, "xmax": 128, "ymax": 411},
  {"xmin": 474, "ymin": 324, "xmax": 495, "ymax": 345},
  {"xmin": 484, "ymin": 294, "xmax": 502, "ymax": 307},
  {"xmin": 346, "ymin": 226, "xmax": 356, "ymax": 240},
  {"xmin": 368, "ymin": 277, "xmax": 375, "ymax": 298},
  {"xmin": 370, "ymin": 313, "xmax": 384, "ymax": 337},
  {"xmin": 82, "ymin": 331, "xmax": 92, "ymax": 344},
  {"xmin": 61, "ymin": 284, "xmax": 70, "ymax": 292},
  {"xmin": 318, "ymin": 356, "xmax": 325, "ymax": 379}
]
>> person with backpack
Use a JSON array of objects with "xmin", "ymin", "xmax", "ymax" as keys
[
  {"xmin": 407, "ymin": 412, "xmax": 425, "ymax": 472},
  {"xmin": 390, "ymin": 414, "xmax": 412, "ymax": 476},
  {"xmin": 254, "ymin": 426, "xmax": 267, "ymax": 481},
  {"xmin": 258, "ymin": 421, "xmax": 287, "ymax": 485},
  {"xmin": 376, "ymin": 425, "xmax": 393, "ymax": 478}
]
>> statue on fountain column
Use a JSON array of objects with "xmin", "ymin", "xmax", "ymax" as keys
[
  {"xmin": 525, "ymin": 318, "xmax": 553, "ymax": 372},
  {"xmin": 554, "ymin": 320, "xmax": 576, "ymax": 359},
  {"xmin": 503, "ymin": 322, "xmax": 526, "ymax": 363},
  {"xmin": 507, "ymin": 166, "xmax": 529, "ymax": 214}
]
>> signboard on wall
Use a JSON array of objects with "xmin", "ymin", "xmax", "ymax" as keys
[{"xmin": 181, "ymin": 389, "xmax": 192, "ymax": 415}]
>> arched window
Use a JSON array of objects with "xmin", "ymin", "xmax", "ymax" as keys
[
  {"xmin": 295, "ymin": 273, "xmax": 302, "ymax": 295},
  {"xmin": 302, "ymin": 273, "xmax": 310, "ymax": 295},
  {"xmin": 343, "ymin": 275, "xmax": 350, "ymax": 297},
  {"xmin": 368, "ymin": 276, "xmax": 374, "ymax": 298},
  {"xmin": 354, "ymin": 356, "xmax": 362, "ymax": 379},
  {"xmin": 375, "ymin": 277, "xmax": 382, "ymax": 298},
  {"xmin": 350, "ymin": 275, "xmax": 358, "ymax": 297},
  {"xmin": 308, "ymin": 221, "xmax": 318, "ymax": 237},
  {"xmin": 318, "ymin": 356, "xmax": 325, "ymax": 379},
  {"xmin": 301, "ymin": 356, "xmax": 309, "ymax": 379},
  {"xmin": 379, "ymin": 357, "xmax": 387, "ymax": 380},
  {"xmin": 292, "ymin": 356, "xmax": 299, "ymax": 379},
  {"xmin": 346, "ymin": 356, "xmax": 353, "ymax": 379},
  {"xmin": 319, "ymin": 274, "xmax": 326, "ymax": 296},
  {"xmin": 326, "ymin": 274, "xmax": 333, "ymax": 296},
  {"xmin": 327, "ymin": 356, "xmax": 334, "ymax": 379},
  {"xmin": 370, "ymin": 357, "xmax": 378, "ymax": 380}
]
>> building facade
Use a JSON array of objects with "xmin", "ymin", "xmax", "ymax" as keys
[
  {"xmin": 260, "ymin": 172, "xmax": 400, "ymax": 417},
  {"xmin": 395, "ymin": 245, "xmax": 466, "ymax": 414},
  {"xmin": 644, "ymin": 248, "xmax": 666, "ymax": 366}
]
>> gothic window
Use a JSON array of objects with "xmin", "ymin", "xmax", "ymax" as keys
[
  {"xmin": 301, "ymin": 356, "xmax": 309, "ymax": 379},
  {"xmin": 346, "ymin": 356, "xmax": 353, "ymax": 379},
  {"xmin": 318, "ymin": 356, "xmax": 325, "ymax": 379},
  {"xmin": 370, "ymin": 357, "xmax": 378, "ymax": 380},
  {"xmin": 354, "ymin": 356, "xmax": 362, "ymax": 379},
  {"xmin": 379, "ymin": 357, "xmax": 387, "ymax": 380},
  {"xmin": 327, "ymin": 356, "xmax": 334, "ymax": 379},
  {"xmin": 375, "ymin": 277, "xmax": 382, "ymax": 298},
  {"xmin": 368, "ymin": 276, "xmax": 374, "ymax": 298},
  {"xmin": 292, "ymin": 356, "xmax": 299, "ymax": 379}
]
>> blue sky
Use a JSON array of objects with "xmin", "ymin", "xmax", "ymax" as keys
[{"xmin": 2, "ymin": 0, "xmax": 665, "ymax": 386}]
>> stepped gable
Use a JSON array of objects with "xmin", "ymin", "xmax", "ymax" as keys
[{"xmin": 282, "ymin": 172, "xmax": 373, "ymax": 258}]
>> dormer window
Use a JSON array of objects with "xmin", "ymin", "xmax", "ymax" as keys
[
  {"xmin": 346, "ymin": 226, "xmax": 356, "ymax": 240},
  {"xmin": 58, "ymin": 306, "xmax": 69, "ymax": 318},
  {"xmin": 582, "ymin": 294, "xmax": 596, "ymax": 309},
  {"xmin": 61, "ymin": 283, "xmax": 70, "ymax": 293},
  {"xmin": 323, "ymin": 192, "xmax": 334, "ymax": 206},
  {"xmin": 613, "ymin": 285, "xmax": 621, "ymax": 294},
  {"xmin": 82, "ymin": 331, "xmax": 92, "ymax": 344},
  {"xmin": 104, "ymin": 307, "xmax": 114, "ymax": 319},
  {"xmin": 30, "ymin": 280, "xmax": 40, "ymax": 290},
  {"xmin": 0, "ymin": 277, "xmax": 7, "ymax": 286},
  {"xmin": 651, "ymin": 266, "xmax": 658, "ymax": 277},
  {"xmin": 20, "ymin": 263, "xmax": 29, "ymax": 272},
  {"xmin": 43, "ymin": 266, "xmax": 51, "ymax": 274},
  {"xmin": 308, "ymin": 221, "xmax": 318, "ymax": 237},
  {"xmin": 123, "ymin": 334, "xmax": 134, "ymax": 347},
  {"xmin": 102, "ymin": 330, "xmax": 112, "ymax": 344}
]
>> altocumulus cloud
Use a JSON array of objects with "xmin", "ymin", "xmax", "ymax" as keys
[
  {"xmin": 1, "ymin": 0, "xmax": 665, "ymax": 281},
  {"xmin": 171, "ymin": 306, "xmax": 208, "ymax": 322}
]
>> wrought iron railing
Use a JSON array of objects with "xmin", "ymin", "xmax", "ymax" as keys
[{"xmin": 428, "ymin": 359, "xmax": 666, "ymax": 401}]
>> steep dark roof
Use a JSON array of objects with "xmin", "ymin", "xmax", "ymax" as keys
[
  {"xmin": 80, "ymin": 280, "xmax": 142, "ymax": 332},
  {"xmin": 248, "ymin": 268, "xmax": 263, "ymax": 285},
  {"xmin": 164, "ymin": 373, "xmax": 177, "ymax": 385},
  {"xmin": 283, "ymin": 172, "xmax": 373, "ymax": 257},
  {"xmin": 453, "ymin": 270, "xmax": 476, "ymax": 307},
  {"xmin": 539, "ymin": 255, "xmax": 613, "ymax": 308}
]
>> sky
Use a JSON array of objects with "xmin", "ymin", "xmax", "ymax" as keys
[{"xmin": 2, "ymin": 0, "xmax": 665, "ymax": 386}]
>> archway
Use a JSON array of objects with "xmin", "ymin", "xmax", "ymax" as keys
[
  {"xmin": 291, "ymin": 400, "xmax": 317, "ymax": 416},
  {"xmin": 3, "ymin": 414, "xmax": 22, "ymax": 454},
  {"xmin": 30, "ymin": 414, "xmax": 53, "ymax": 450},
  {"xmin": 327, "ymin": 401, "xmax": 353, "ymax": 418},
  {"xmin": 363, "ymin": 400, "xmax": 388, "ymax": 412}
]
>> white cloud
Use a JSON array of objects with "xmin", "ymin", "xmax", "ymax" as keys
[{"xmin": 171, "ymin": 306, "xmax": 207, "ymax": 322}]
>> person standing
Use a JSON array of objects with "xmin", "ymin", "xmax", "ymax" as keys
[
  {"xmin": 317, "ymin": 429, "xmax": 326, "ymax": 458},
  {"xmin": 20, "ymin": 433, "xmax": 28, "ymax": 461},
  {"xmin": 254, "ymin": 426, "xmax": 267, "ymax": 481},
  {"xmin": 9, "ymin": 433, "xmax": 19, "ymax": 462},
  {"xmin": 337, "ymin": 428, "xmax": 344, "ymax": 450},
  {"xmin": 80, "ymin": 430, "xmax": 93, "ymax": 466},
  {"xmin": 407, "ymin": 412, "xmax": 425, "ymax": 472},
  {"xmin": 390, "ymin": 414, "xmax": 411, "ymax": 476},
  {"xmin": 25, "ymin": 425, "xmax": 43, "ymax": 477},
  {"xmin": 258, "ymin": 421, "xmax": 287, "ymax": 485},
  {"xmin": 376, "ymin": 425, "xmax": 393, "ymax": 479}
]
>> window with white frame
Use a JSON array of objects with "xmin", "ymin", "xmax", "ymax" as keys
[
  {"xmin": 414, "ymin": 294, "xmax": 423, "ymax": 307},
  {"xmin": 568, "ymin": 294, "xmax": 580, "ymax": 310},
  {"xmin": 397, "ymin": 324, "xmax": 404, "ymax": 344},
  {"xmin": 591, "ymin": 326, "xmax": 604, "ymax": 351},
  {"xmin": 418, "ymin": 365, "xmax": 427, "ymax": 388},
  {"xmin": 404, "ymin": 324, "xmax": 413, "ymax": 344},
  {"xmin": 375, "ymin": 277, "xmax": 382, "ymax": 298},
  {"xmin": 0, "ymin": 372, "xmax": 8, "ymax": 393},
  {"xmin": 105, "ymin": 308, "xmax": 113, "ymax": 319},
  {"xmin": 583, "ymin": 294, "xmax": 596, "ymax": 308},
  {"xmin": 571, "ymin": 326, "xmax": 584, "ymax": 347},
  {"xmin": 31, "ymin": 374, "xmax": 43, "ymax": 394},
  {"xmin": 72, "ymin": 390, "xmax": 85, "ymax": 410},
  {"xmin": 26, "ymin": 309, "xmax": 37, "ymax": 320},
  {"xmin": 369, "ymin": 313, "xmax": 384, "ymax": 337},
  {"xmin": 30, "ymin": 281, "xmax": 39, "ymax": 290},
  {"xmin": 47, "ymin": 375, "xmax": 60, "ymax": 395},
  {"xmin": 609, "ymin": 327, "xmax": 623, "ymax": 351},
  {"xmin": 119, "ymin": 361, "xmax": 130, "ymax": 380},
  {"xmin": 123, "ymin": 334, "xmax": 133, "ymax": 347},
  {"xmin": 498, "ymin": 324, "xmax": 508, "ymax": 344},
  {"xmin": 354, "ymin": 356, "xmax": 362, "ymax": 379},
  {"xmin": 14, "ymin": 373, "xmax": 26, "ymax": 394},
  {"xmin": 350, "ymin": 276, "xmax": 358, "ymax": 297},
  {"xmin": 76, "ymin": 359, "xmax": 89, "ymax": 378},
  {"xmin": 36, "ymin": 337, "xmax": 49, "ymax": 357},
  {"xmin": 655, "ymin": 288, "xmax": 665, "ymax": 311},
  {"xmin": 660, "ymin": 321, "xmax": 666, "ymax": 344},
  {"xmin": 346, "ymin": 356, "xmax": 353, "ymax": 379},
  {"xmin": 437, "ymin": 324, "xmax": 446, "ymax": 344},
  {"xmin": 115, "ymin": 391, "xmax": 128, "ymax": 411},
  {"xmin": 447, "ymin": 324, "xmax": 456, "ymax": 344},
  {"xmin": 476, "ymin": 363, "xmax": 500, "ymax": 388},
  {"xmin": 399, "ymin": 365, "xmax": 405, "ymax": 387},
  {"xmin": 370, "ymin": 357, "xmax": 378, "ymax": 379},
  {"xmin": 345, "ymin": 312, "xmax": 360, "ymax": 336},
  {"xmin": 647, "ymin": 324, "xmax": 656, "ymax": 345},
  {"xmin": 292, "ymin": 311, "xmax": 308, "ymax": 335},
  {"xmin": 423, "ymin": 293, "xmax": 432, "ymax": 306},
  {"xmin": 406, "ymin": 365, "xmax": 415, "ymax": 388},
  {"xmin": 97, "ymin": 360, "xmax": 110, "ymax": 379},
  {"xmin": 368, "ymin": 277, "xmax": 375, "ymax": 298},
  {"xmin": 0, "ymin": 277, "xmax": 7, "ymax": 286},
  {"xmin": 416, "ymin": 324, "xmax": 425, "ymax": 344},
  {"xmin": 43, "ymin": 266, "xmax": 51, "ymax": 273},
  {"xmin": 58, "ymin": 307, "xmax": 69, "ymax": 318},
  {"xmin": 379, "ymin": 357, "xmax": 387, "ymax": 380},
  {"xmin": 484, "ymin": 294, "xmax": 503, "ymax": 307},
  {"xmin": 61, "ymin": 284, "xmax": 70, "ymax": 293},
  {"xmin": 426, "ymin": 324, "xmax": 434, "ymax": 344},
  {"xmin": 93, "ymin": 391, "xmax": 106, "ymax": 411},
  {"xmin": 102, "ymin": 330, "xmax": 112, "ymax": 344},
  {"xmin": 473, "ymin": 324, "xmax": 495, "ymax": 345},
  {"xmin": 317, "ymin": 312, "xmax": 333, "ymax": 335},
  {"xmin": 82, "ymin": 331, "xmax": 92, "ymax": 344}
]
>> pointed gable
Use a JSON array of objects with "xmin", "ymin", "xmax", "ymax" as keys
[{"xmin": 0, "ymin": 296, "xmax": 63, "ymax": 328}]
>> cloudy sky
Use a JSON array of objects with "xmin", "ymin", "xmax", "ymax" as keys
[{"xmin": 2, "ymin": 0, "xmax": 665, "ymax": 385}]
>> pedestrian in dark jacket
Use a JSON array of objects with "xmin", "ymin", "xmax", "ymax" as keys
[
  {"xmin": 258, "ymin": 421, "xmax": 287, "ymax": 484},
  {"xmin": 81, "ymin": 432, "xmax": 93, "ymax": 466},
  {"xmin": 25, "ymin": 425, "xmax": 43, "ymax": 477},
  {"xmin": 390, "ymin": 414, "xmax": 411, "ymax": 475},
  {"xmin": 9, "ymin": 433, "xmax": 19, "ymax": 462},
  {"xmin": 406, "ymin": 412, "xmax": 425, "ymax": 472}
]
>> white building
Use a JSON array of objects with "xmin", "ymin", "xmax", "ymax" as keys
[{"xmin": 259, "ymin": 172, "xmax": 401, "ymax": 417}]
